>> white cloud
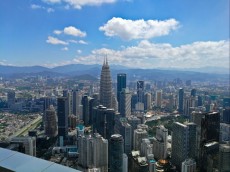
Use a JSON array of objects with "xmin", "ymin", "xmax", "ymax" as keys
[
  {"xmin": 68, "ymin": 40, "xmax": 78, "ymax": 44},
  {"xmin": 79, "ymin": 40, "xmax": 88, "ymax": 44},
  {"xmin": 31, "ymin": 4, "xmax": 42, "ymax": 9},
  {"xmin": 53, "ymin": 30, "xmax": 62, "ymax": 35},
  {"xmin": 99, "ymin": 17, "xmax": 179, "ymax": 40},
  {"xmin": 72, "ymin": 40, "xmax": 229, "ymax": 68},
  {"xmin": 61, "ymin": 47, "xmax": 69, "ymax": 51},
  {"xmin": 47, "ymin": 8, "xmax": 55, "ymax": 12},
  {"xmin": 46, "ymin": 36, "xmax": 68, "ymax": 45},
  {"xmin": 77, "ymin": 49, "xmax": 82, "ymax": 54},
  {"xmin": 43, "ymin": 0, "xmax": 61, "ymax": 4},
  {"xmin": 63, "ymin": 0, "xmax": 116, "ymax": 9},
  {"xmin": 64, "ymin": 26, "xmax": 86, "ymax": 37}
]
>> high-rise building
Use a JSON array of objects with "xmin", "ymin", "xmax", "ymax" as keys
[
  {"xmin": 127, "ymin": 116, "xmax": 141, "ymax": 149},
  {"xmin": 133, "ymin": 128, "xmax": 148, "ymax": 151},
  {"xmin": 171, "ymin": 122, "xmax": 196, "ymax": 170},
  {"xmin": 155, "ymin": 90, "xmax": 162, "ymax": 107},
  {"xmin": 191, "ymin": 89, "xmax": 196, "ymax": 97},
  {"xmin": 178, "ymin": 88, "xmax": 184, "ymax": 114},
  {"xmin": 7, "ymin": 90, "xmax": 15, "ymax": 108},
  {"xmin": 117, "ymin": 73, "xmax": 126, "ymax": 106},
  {"xmin": 45, "ymin": 105, "xmax": 57, "ymax": 137},
  {"xmin": 109, "ymin": 134, "xmax": 124, "ymax": 172},
  {"xmin": 100, "ymin": 58, "xmax": 113, "ymax": 109},
  {"xmin": 92, "ymin": 105, "xmax": 115, "ymax": 139},
  {"xmin": 72, "ymin": 89, "xmax": 82, "ymax": 118},
  {"xmin": 137, "ymin": 81, "xmax": 144, "ymax": 104},
  {"xmin": 181, "ymin": 159, "xmax": 196, "ymax": 172},
  {"xmin": 119, "ymin": 88, "xmax": 131, "ymax": 117},
  {"xmin": 191, "ymin": 111, "xmax": 220, "ymax": 169},
  {"xmin": 82, "ymin": 95, "xmax": 90, "ymax": 126},
  {"xmin": 223, "ymin": 108, "xmax": 230, "ymax": 124},
  {"xmin": 63, "ymin": 90, "xmax": 72, "ymax": 116},
  {"xmin": 78, "ymin": 133, "xmax": 108, "ymax": 172},
  {"xmin": 10, "ymin": 137, "xmax": 36, "ymax": 156},
  {"xmin": 219, "ymin": 142, "xmax": 230, "ymax": 172},
  {"xmin": 152, "ymin": 125, "xmax": 168, "ymax": 160},
  {"xmin": 144, "ymin": 92, "xmax": 152, "ymax": 110},
  {"xmin": 140, "ymin": 138, "xmax": 152, "ymax": 157},
  {"xmin": 57, "ymin": 97, "xmax": 68, "ymax": 140}
]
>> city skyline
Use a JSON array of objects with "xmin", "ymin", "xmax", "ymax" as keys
[{"xmin": 0, "ymin": 0, "xmax": 229, "ymax": 69}]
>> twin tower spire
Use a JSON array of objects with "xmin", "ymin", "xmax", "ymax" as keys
[{"xmin": 100, "ymin": 56, "xmax": 112, "ymax": 108}]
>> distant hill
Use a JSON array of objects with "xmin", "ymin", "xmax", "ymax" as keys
[{"xmin": 0, "ymin": 64, "xmax": 228, "ymax": 82}]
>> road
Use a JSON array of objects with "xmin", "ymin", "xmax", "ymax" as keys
[{"xmin": 8, "ymin": 115, "xmax": 42, "ymax": 140}]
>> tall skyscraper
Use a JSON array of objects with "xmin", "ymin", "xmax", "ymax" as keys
[
  {"xmin": 191, "ymin": 89, "xmax": 196, "ymax": 97},
  {"xmin": 133, "ymin": 128, "xmax": 148, "ymax": 151},
  {"xmin": 78, "ymin": 133, "xmax": 108, "ymax": 172},
  {"xmin": 191, "ymin": 112, "xmax": 220, "ymax": 170},
  {"xmin": 178, "ymin": 88, "xmax": 184, "ymax": 114},
  {"xmin": 155, "ymin": 90, "xmax": 162, "ymax": 107},
  {"xmin": 100, "ymin": 58, "xmax": 113, "ymax": 109},
  {"xmin": 117, "ymin": 73, "xmax": 127, "ymax": 105},
  {"xmin": 119, "ymin": 88, "xmax": 131, "ymax": 117},
  {"xmin": 82, "ymin": 95, "xmax": 91, "ymax": 126},
  {"xmin": 93, "ymin": 105, "xmax": 115, "ymax": 139},
  {"xmin": 7, "ymin": 90, "xmax": 15, "ymax": 108},
  {"xmin": 109, "ymin": 134, "xmax": 124, "ymax": 172},
  {"xmin": 171, "ymin": 122, "xmax": 196, "ymax": 170},
  {"xmin": 152, "ymin": 125, "xmax": 168, "ymax": 160},
  {"xmin": 72, "ymin": 89, "xmax": 82, "ymax": 117},
  {"xmin": 181, "ymin": 159, "xmax": 196, "ymax": 172},
  {"xmin": 45, "ymin": 105, "xmax": 57, "ymax": 137},
  {"xmin": 144, "ymin": 92, "xmax": 152, "ymax": 110},
  {"xmin": 219, "ymin": 142, "xmax": 230, "ymax": 172},
  {"xmin": 137, "ymin": 81, "xmax": 144, "ymax": 103},
  {"xmin": 57, "ymin": 97, "xmax": 68, "ymax": 140}
]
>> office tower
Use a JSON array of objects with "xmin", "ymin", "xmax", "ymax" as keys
[
  {"xmin": 72, "ymin": 89, "xmax": 82, "ymax": 117},
  {"xmin": 137, "ymin": 81, "xmax": 144, "ymax": 103},
  {"xmin": 112, "ymin": 94, "xmax": 118, "ymax": 112},
  {"xmin": 117, "ymin": 73, "xmax": 127, "ymax": 106},
  {"xmin": 45, "ymin": 105, "xmax": 57, "ymax": 137},
  {"xmin": 68, "ymin": 114, "xmax": 77, "ymax": 129},
  {"xmin": 191, "ymin": 89, "xmax": 196, "ymax": 97},
  {"xmin": 220, "ymin": 123, "xmax": 230, "ymax": 142},
  {"xmin": 223, "ymin": 97, "xmax": 230, "ymax": 108},
  {"xmin": 171, "ymin": 122, "xmax": 196, "ymax": 170},
  {"xmin": 127, "ymin": 115, "xmax": 141, "ymax": 149},
  {"xmin": 131, "ymin": 94, "xmax": 138, "ymax": 111},
  {"xmin": 100, "ymin": 58, "xmax": 112, "ymax": 108},
  {"xmin": 144, "ymin": 92, "xmax": 152, "ymax": 110},
  {"xmin": 10, "ymin": 137, "xmax": 36, "ymax": 156},
  {"xmin": 123, "ymin": 154, "xmax": 128, "ymax": 172},
  {"xmin": 140, "ymin": 138, "xmax": 152, "ymax": 157},
  {"xmin": 178, "ymin": 88, "xmax": 184, "ymax": 114},
  {"xmin": 133, "ymin": 128, "xmax": 148, "ymax": 151},
  {"xmin": 78, "ymin": 133, "xmax": 108, "ymax": 172},
  {"xmin": 109, "ymin": 134, "xmax": 124, "ymax": 172},
  {"xmin": 41, "ymin": 97, "xmax": 53, "ymax": 112},
  {"xmin": 181, "ymin": 159, "xmax": 196, "ymax": 172},
  {"xmin": 89, "ymin": 98, "xmax": 97, "ymax": 125},
  {"xmin": 63, "ymin": 90, "xmax": 72, "ymax": 116},
  {"xmin": 7, "ymin": 90, "xmax": 15, "ymax": 108},
  {"xmin": 219, "ymin": 143, "xmax": 230, "ymax": 172},
  {"xmin": 223, "ymin": 108, "xmax": 230, "ymax": 124},
  {"xmin": 155, "ymin": 90, "xmax": 162, "ymax": 107},
  {"xmin": 119, "ymin": 88, "xmax": 131, "ymax": 117},
  {"xmin": 92, "ymin": 105, "xmax": 115, "ymax": 139},
  {"xmin": 152, "ymin": 125, "xmax": 168, "ymax": 160},
  {"xmin": 203, "ymin": 141, "xmax": 219, "ymax": 172},
  {"xmin": 82, "ymin": 95, "xmax": 90, "ymax": 126},
  {"xmin": 191, "ymin": 111, "xmax": 220, "ymax": 169},
  {"xmin": 117, "ymin": 118, "xmax": 132, "ymax": 154},
  {"xmin": 57, "ymin": 97, "xmax": 68, "ymax": 140},
  {"xmin": 183, "ymin": 96, "xmax": 192, "ymax": 117},
  {"xmin": 197, "ymin": 96, "xmax": 202, "ymax": 106}
]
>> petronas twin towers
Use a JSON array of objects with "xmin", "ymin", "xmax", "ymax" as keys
[{"xmin": 100, "ymin": 57, "xmax": 113, "ymax": 109}]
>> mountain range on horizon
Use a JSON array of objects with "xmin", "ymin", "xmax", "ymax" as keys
[{"xmin": 0, "ymin": 64, "xmax": 228, "ymax": 82}]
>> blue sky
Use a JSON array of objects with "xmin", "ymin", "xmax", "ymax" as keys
[{"xmin": 0, "ymin": 0, "xmax": 229, "ymax": 68}]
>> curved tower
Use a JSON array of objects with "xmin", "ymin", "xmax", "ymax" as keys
[{"xmin": 100, "ymin": 57, "xmax": 113, "ymax": 108}]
